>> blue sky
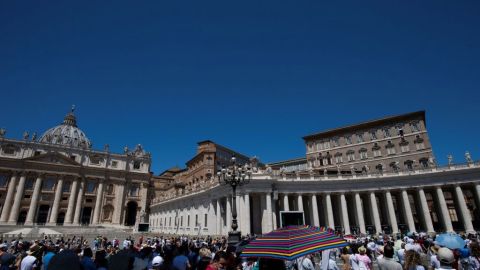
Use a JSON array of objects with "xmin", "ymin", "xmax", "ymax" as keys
[{"xmin": 1, "ymin": 1, "xmax": 479, "ymax": 173}]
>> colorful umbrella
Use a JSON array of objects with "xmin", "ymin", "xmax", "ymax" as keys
[{"xmin": 240, "ymin": 225, "xmax": 348, "ymax": 260}]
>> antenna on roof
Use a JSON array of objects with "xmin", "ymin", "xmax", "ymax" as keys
[{"xmin": 71, "ymin": 104, "xmax": 76, "ymax": 113}]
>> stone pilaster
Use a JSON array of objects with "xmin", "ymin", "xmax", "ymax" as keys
[
  {"xmin": 25, "ymin": 175, "xmax": 43, "ymax": 225},
  {"xmin": 47, "ymin": 176, "xmax": 64, "ymax": 225},
  {"xmin": 64, "ymin": 178, "xmax": 79, "ymax": 225},
  {"xmin": 92, "ymin": 180, "xmax": 105, "ymax": 225},
  {"xmin": 0, "ymin": 172, "xmax": 18, "ymax": 222}
]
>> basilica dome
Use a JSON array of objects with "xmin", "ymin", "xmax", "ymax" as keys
[{"xmin": 38, "ymin": 109, "xmax": 92, "ymax": 148}]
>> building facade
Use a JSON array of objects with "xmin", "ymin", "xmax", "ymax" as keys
[
  {"xmin": 149, "ymin": 111, "xmax": 480, "ymax": 236},
  {"xmin": 0, "ymin": 110, "xmax": 151, "ymax": 228}
]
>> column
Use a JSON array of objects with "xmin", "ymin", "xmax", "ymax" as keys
[
  {"xmin": 297, "ymin": 194, "xmax": 304, "ymax": 212},
  {"xmin": 325, "ymin": 194, "xmax": 335, "ymax": 229},
  {"xmin": 385, "ymin": 191, "xmax": 399, "ymax": 234},
  {"xmin": 226, "ymin": 196, "xmax": 231, "ymax": 231},
  {"xmin": 92, "ymin": 180, "xmax": 105, "ymax": 225},
  {"xmin": 436, "ymin": 187, "xmax": 454, "ymax": 232},
  {"xmin": 112, "ymin": 183, "xmax": 125, "ymax": 225},
  {"xmin": 340, "ymin": 193, "xmax": 351, "ymax": 234},
  {"xmin": 25, "ymin": 175, "xmax": 43, "ymax": 225},
  {"xmin": 475, "ymin": 184, "xmax": 480, "ymax": 208},
  {"xmin": 354, "ymin": 193, "xmax": 366, "ymax": 234},
  {"xmin": 236, "ymin": 193, "xmax": 242, "ymax": 233},
  {"xmin": 418, "ymin": 188, "xmax": 434, "ymax": 233},
  {"xmin": 8, "ymin": 174, "xmax": 26, "ymax": 224},
  {"xmin": 369, "ymin": 192, "xmax": 382, "ymax": 235},
  {"xmin": 271, "ymin": 195, "xmax": 277, "ymax": 230},
  {"xmin": 401, "ymin": 190, "xmax": 416, "ymax": 233},
  {"xmin": 73, "ymin": 179, "xmax": 85, "ymax": 225},
  {"xmin": 455, "ymin": 186, "xmax": 475, "ymax": 233},
  {"xmin": 283, "ymin": 194, "xmax": 289, "ymax": 211},
  {"xmin": 216, "ymin": 199, "xmax": 222, "ymax": 235},
  {"xmin": 64, "ymin": 179, "xmax": 79, "ymax": 224},
  {"xmin": 0, "ymin": 173, "xmax": 18, "ymax": 222},
  {"xmin": 265, "ymin": 193, "xmax": 273, "ymax": 232},
  {"xmin": 244, "ymin": 193, "xmax": 251, "ymax": 235},
  {"xmin": 47, "ymin": 176, "xmax": 64, "ymax": 225},
  {"xmin": 311, "ymin": 195, "xmax": 320, "ymax": 226}
]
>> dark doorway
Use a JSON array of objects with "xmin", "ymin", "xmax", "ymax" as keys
[
  {"xmin": 36, "ymin": 205, "xmax": 50, "ymax": 224},
  {"xmin": 57, "ymin": 212, "xmax": 65, "ymax": 225},
  {"xmin": 125, "ymin": 201, "xmax": 138, "ymax": 226},
  {"xmin": 81, "ymin": 207, "xmax": 92, "ymax": 225},
  {"xmin": 17, "ymin": 210, "xmax": 27, "ymax": 224}
]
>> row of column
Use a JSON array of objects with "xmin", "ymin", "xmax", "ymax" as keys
[
  {"xmin": 0, "ymin": 172, "xmax": 110, "ymax": 226},
  {"xmin": 279, "ymin": 185, "xmax": 476, "ymax": 234},
  {"xmin": 151, "ymin": 183, "xmax": 479, "ymax": 236}
]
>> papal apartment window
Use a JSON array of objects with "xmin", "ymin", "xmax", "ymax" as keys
[
  {"xmin": 373, "ymin": 149, "xmax": 382, "ymax": 157},
  {"xmin": 323, "ymin": 141, "xmax": 330, "ymax": 149},
  {"xmin": 357, "ymin": 134, "xmax": 364, "ymax": 143},
  {"xmin": 307, "ymin": 143, "xmax": 314, "ymax": 153},
  {"xmin": 383, "ymin": 128, "xmax": 391, "ymax": 138},
  {"xmin": 111, "ymin": 161, "xmax": 118, "ymax": 168},
  {"xmin": 416, "ymin": 142, "xmax": 425, "ymax": 150},
  {"xmin": 133, "ymin": 161, "xmax": 141, "ymax": 170},
  {"xmin": 410, "ymin": 122, "xmax": 420, "ymax": 132},
  {"xmin": 370, "ymin": 131, "xmax": 377, "ymax": 140},
  {"xmin": 401, "ymin": 144, "xmax": 410, "ymax": 153},
  {"xmin": 316, "ymin": 142, "xmax": 322, "ymax": 151},
  {"xmin": 335, "ymin": 154, "xmax": 343, "ymax": 164},
  {"xmin": 332, "ymin": 138, "xmax": 339, "ymax": 147},
  {"xmin": 404, "ymin": 160, "xmax": 414, "ymax": 170},
  {"xmin": 386, "ymin": 143, "xmax": 396, "ymax": 155},
  {"xmin": 345, "ymin": 136, "xmax": 352, "ymax": 145},
  {"xmin": 420, "ymin": 158, "xmax": 429, "ymax": 168}
]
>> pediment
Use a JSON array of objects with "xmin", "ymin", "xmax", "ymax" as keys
[{"xmin": 24, "ymin": 152, "xmax": 81, "ymax": 166}]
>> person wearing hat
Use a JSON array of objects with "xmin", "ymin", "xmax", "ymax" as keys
[
  {"xmin": 435, "ymin": 248, "xmax": 455, "ymax": 270},
  {"xmin": 150, "ymin": 255, "xmax": 164, "ymax": 270},
  {"xmin": 354, "ymin": 246, "xmax": 372, "ymax": 270},
  {"xmin": 429, "ymin": 244, "xmax": 441, "ymax": 270},
  {"xmin": 20, "ymin": 244, "xmax": 41, "ymax": 270}
]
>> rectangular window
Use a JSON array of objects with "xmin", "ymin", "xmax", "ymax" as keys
[
  {"xmin": 401, "ymin": 145, "xmax": 410, "ymax": 153},
  {"xmin": 373, "ymin": 150, "xmax": 382, "ymax": 157},
  {"xmin": 316, "ymin": 142, "xmax": 322, "ymax": 151},
  {"xmin": 181, "ymin": 216, "xmax": 183, "ymax": 227},
  {"xmin": 129, "ymin": 184, "xmax": 139, "ymax": 196},
  {"xmin": 43, "ymin": 178, "xmax": 56, "ymax": 191},
  {"xmin": 332, "ymin": 138, "xmax": 339, "ymax": 147},
  {"xmin": 195, "ymin": 214, "xmax": 199, "ymax": 227},
  {"xmin": 387, "ymin": 147, "xmax": 396, "ymax": 155},
  {"xmin": 347, "ymin": 153, "xmax": 355, "ymax": 161},
  {"xmin": 307, "ymin": 144, "xmax": 314, "ymax": 153},
  {"xmin": 188, "ymin": 215, "xmax": 190, "ymax": 226},
  {"xmin": 370, "ymin": 131, "xmax": 377, "ymax": 140},
  {"xmin": 169, "ymin": 217, "xmax": 172, "ymax": 226},
  {"xmin": 416, "ymin": 142, "xmax": 425, "ymax": 150},
  {"xmin": 360, "ymin": 152, "xmax": 368, "ymax": 159},
  {"xmin": 345, "ymin": 136, "xmax": 352, "ymax": 145},
  {"xmin": 383, "ymin": 129, "xmax": 391, "ymax": 138},
  {"xmin": 411, "ymin": 122, "xmax": 420, "ymax": 132},
  {"xmin": 86, "ymin": 181, "xmax": 95, "ymax": 193},
  {"xmin": 133, "ymin": 161, "xmax": 141, "ymax": 170},
  {"xmin": 0, "ymin": 175, "xmax": 8, "ymax": 187},
  {"xmin": 335, "ymin": 156, "xmax": 343, "ymax": 163},
  {"xmin": 25, "ymin": 178, "xmax": 35, "ymax": 190},
  {"xmin": 111, "ymin": 161, "xmax": 118, "ymax": 168},
  {"xmin": 357, "ymin": 134, "xmax": 364, "ymax": 143},
  {"xmin": 204, "ymin": 214, "xmax": 208, "ymax": 227},
  {"xmin": 323, "ymin": 141, "xmax": 330, "ymax": 149}
]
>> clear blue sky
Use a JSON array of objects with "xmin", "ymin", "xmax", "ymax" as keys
[{"xmin": 1, "ymin": 1, "xmax": 479, "ymax": 174}]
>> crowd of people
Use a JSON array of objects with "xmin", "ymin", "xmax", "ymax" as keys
[{"xmin": 0, "ymin": 232, "xmax": 478, "ymax": 270}]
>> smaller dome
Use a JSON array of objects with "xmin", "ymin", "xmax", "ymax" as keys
[{"xmin": 38, "ymin": 109, "xmax": 92, "ymax": 148}]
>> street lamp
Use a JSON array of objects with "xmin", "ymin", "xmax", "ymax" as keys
[{"xmin": 217, "ymin": 156, "xmax": 252, "ymax": 246}]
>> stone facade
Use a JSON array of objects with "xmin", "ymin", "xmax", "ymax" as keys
[
  {"xmin": 303, "ymin": 111, "xmax": 434, "ymax": 174},
  {"xmin": 0, "ymin": 111, "xmax": 151, "ymax": 228}
]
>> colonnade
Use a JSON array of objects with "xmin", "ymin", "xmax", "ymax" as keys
[
  {"xmin": 0, "ymin": 171, "xmax": 142, "ymax": 227},
  {"xmin": 151, "ymin": 183, "xmax": 480, "ymax": 235}
]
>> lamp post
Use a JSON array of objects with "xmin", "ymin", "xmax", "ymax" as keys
[{"xmin": 217, "ymin": 156, "xmax": 252, "ymax": 246}]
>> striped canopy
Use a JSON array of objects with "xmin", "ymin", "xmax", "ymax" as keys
[{"xmin": 240, "ymin": 225, "xmax": 348, "ymax": 261}]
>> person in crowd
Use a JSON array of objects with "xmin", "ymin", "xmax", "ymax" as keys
[
  {"xmin": 340, "ymin": 246, "xmax": 352, "ymax": 270},
  {"xmin": 80, "ymin": 247, "xmax": 97, "ymax": 270},
  {"xmin": 435, "ymin": 248, "xmax": 455, "ymax": 270},
  {"xmin": 404, "ymin": 250, "xmax": 425, "ymax": 270},
  {"xmin": 468, "ymin": 241, "xmax": 480, "ymax": 270},
  {"xmin": 355, "ymin": 246, "xmax": 372, "ymax": 270},
  {"xmin": 206, "ymin": 251, "xmax": 229, "ymax": 270},
  {"xmin": 377, "ymin": 244, "xmax": 402, "ymax": 270}
]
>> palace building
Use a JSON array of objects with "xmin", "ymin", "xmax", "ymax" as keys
[
  {"xmin": 0, "ymin": 109, "xmax": 151, "ymax": 228},
  {"xmin": 149, "ymin": 111, "xmax": 480, "ymax": 236}
]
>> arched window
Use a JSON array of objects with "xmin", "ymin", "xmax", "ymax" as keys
[
  {"xmin": 404, "ymin": 160, "xmax": 414, "ymax": 170},
  {"xmin": 419, "ymin": 158, "xmax": 429, "ymax": 168},
  {"xmin": 390, "ymin": 162, "xmax": 399, "ymax": 172}
]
